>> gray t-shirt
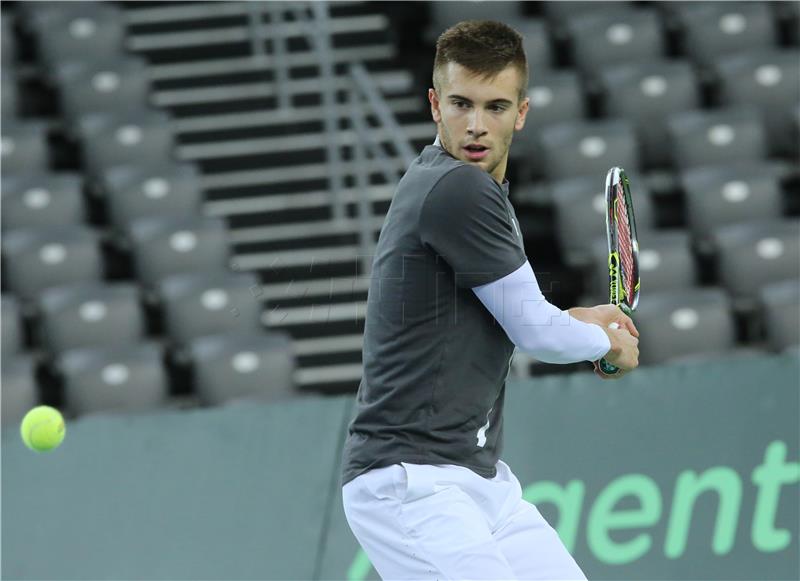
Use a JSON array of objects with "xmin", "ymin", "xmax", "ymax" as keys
[{"xmin": 340, "ymin": 143, "xmax": 528, "ymax": 486}]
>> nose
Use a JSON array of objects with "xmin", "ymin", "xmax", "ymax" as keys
[{"xmin": 467, "ymin": 109, "xmax": 488, "ymax": 138}]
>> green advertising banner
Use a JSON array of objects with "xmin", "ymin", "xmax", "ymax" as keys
[
  {"xmin": 3, "ymin": 353, "xmax": 798, "ymax": 580},
  {"xmin": 319, "ymin": 353, "xmax": 799, "ymax": 581},
  {"xmin": 2, "ymin": 397, "xmax": 352, "ymax": 580}
]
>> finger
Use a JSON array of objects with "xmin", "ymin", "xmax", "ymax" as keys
[
  {"xmin": 623, "ymin": 317, "xmax": 639, "ymax": 337},
  {"xmin": 615, "ymin": 312, "xmax": 638, "ymax": 337}
]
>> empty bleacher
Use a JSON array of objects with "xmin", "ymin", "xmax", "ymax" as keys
[{"xmin": 2, "ymin": 1, "xmax": 798, "ymax": 418}]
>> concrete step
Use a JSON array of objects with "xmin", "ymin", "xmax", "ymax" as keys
[
  {"xmin": 234, "ymin": 245, "xmax": 362, "ymax": 270},
  {"xmin": 149, "ymin": 45, "xmax": 396, "ymax": 83},
  {"xmin": 294, "ymin": 362, "xmax": 363, "ymax": 388},
  {"xmin": 178, "ymin": 122, "xmax": 433, "ymax": 160},
  {"xmin": 257, "ymin": 276, "xmax": 371, "ymax": 301},
  {"xmin": 153, "ymin": 71, "xmax": 413, "ymax": 107},
  {"xmin": 125, "ymin": 1, "xmax": 365, "ymax": 25},
  {"xmin": 201, "ymin": 158, "xmax": 407, "ymax": 190},
  {"xmin": 173, "ymin": 96, "xmax": 423, "ymax": 134},
  {"xmin": 264, "ymin": 300, "xmax": 368, "ymax": 328},
  {"xmin": 293, "ymin": 334, "xmax": 363, "ymax": 356},
  {"xmin": 128, "ymin": 14, "xmax": 388, "ymax": 51},
  {"xmin": 204, "ymin": 185, "xmax": 394, "ymax": 217},
  {"xmin": 229, "ymin": 216, "xmax": 384, "ymax": 244}
]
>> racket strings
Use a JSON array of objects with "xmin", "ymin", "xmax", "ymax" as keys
[{"xmin": 615, "ymin": 186, "xmax": 635, "ymax": 302}]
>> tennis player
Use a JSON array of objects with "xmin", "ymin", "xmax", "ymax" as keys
[{"xmin": 341, "ymin": 20, "xmax": 640, "ymax": 580}]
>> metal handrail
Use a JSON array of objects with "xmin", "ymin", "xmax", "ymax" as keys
[
  {"xmin": 349, "ymin": 88, "xmax": 375, "ymax": 275},
  {"xmin": 349, "ymin": 62, "xmax": 417, "ymax": 169},
  {"xmin": 347, "ymin": 61, "xmax": 417, "ymax": 273},
  {"xmin": 262, "ymin": 2, "xmax": 291, "ymax": 111},
  {"xmin": 241, "ymin": 1, "xmax": 417, "ymax": 269},
  {"xmin": 303, "ymin": 1, "xmax": 347, "ymax": 223}
]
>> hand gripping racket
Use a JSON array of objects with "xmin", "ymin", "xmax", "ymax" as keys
[{"xmin": 595, "ymin": 167, "xmax": 640, "ymax": 376}]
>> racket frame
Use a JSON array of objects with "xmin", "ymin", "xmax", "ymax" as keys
[{"xmin": 598, "ymin": 166, "xmax": 640, "ymax": 375}]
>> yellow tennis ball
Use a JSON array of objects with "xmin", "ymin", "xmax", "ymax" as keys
[{"xmin": 20, "ymin": 406, "xmax": 66, "ymax": 452}]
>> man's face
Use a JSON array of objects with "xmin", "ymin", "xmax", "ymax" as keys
[{"xmin": 429, "ymin": 62, "xmax": 529, "ymax": 184}]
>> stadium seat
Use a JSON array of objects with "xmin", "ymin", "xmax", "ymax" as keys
[
  {"xmin": 425, "ymin": 11, "xmax": 554, "ymax": 72},
  {"xmin": 511, "ymin": 70, "xmax": 584, "ymax": 177},
  {"xmin": 794, "ymin": 104, "xmax": 800, "ymax": 158},
  {"xmin": 100, "ymin": 163, "xmax": 203, "ymax": 229},
  {"xmin": 551, "ymin": 175, "xmax": 656, "ymax": 267},
  {"xmin": 522, "ymin": 70, "xmax": 585, "ymax": 132},
  {"xmin": 17, "ymin": 1, "xmax": 99, "ymax": 26},
  {"xmin": 189, "ymin": 332, "xmax": 295, "ymax": 405},
  {"xmin": 634, "ymin": 288, "xmax": 736, "ymax": 365},
  {"xmin": 565, "ymin": 8, "xmax": 665, "ymax": 73},
  {"xmin": 774, "ymin": 2, "xmax": 799, "ymax": 46},
  {"xmin": 2, "ymin": 71, "xmax": 18, "ymax": 118},
  {"xmin": 759, "ymin": 279, "xmax": 800, "ymax": 351},
  {"xmin": 55, "ymin": 57, "xmax": 151, "ymax": 127},
  {"xmin": 2, "ymin": 226, "xmax": 103, "ymax": 300},
  {"xmin": 714, "ymin": 49, "xmax": 800, "ymax": 157},
  {"xmin": 517, "ymin": 19, "xmax": 555, "ymax": 72},
  {"xmin": 28, "ymin": 2, "xmax": 126, "ymax": 71},
  {"xmin": 1, "ymin": 121, "xmax": 49, "ymax": 175},
  {"xmin": 157, "ymin": 271, "xmax": 263, "ymax": 345},
  {"xmin": 1, "ymin": 355, "xmax": 39, "ymax": 426},
  {"xmin": 426, "ymin": 1, "xmax": 523, "ymax": 42},
  {"xmin": 2, "ymin": 13, "xmax": 15, "ymax": 69},
  {"xmin": 77, "ymin": 110, "xmax": 174, "ymax": 178},
  {"xmin": 774, "ymin": 0, "xmax": 800, "ymax": 21},
  {"xmin": 2, "ymin": 295, "xmax": 23, "ymax": 357},
  {"xmin": 600, "ymin": 60, "xmax": 700, "ymax": 168},
  {"xmin": 667, "ymin": 106, "xmax": 767, "ymax": 169},
  {"xmin": 2, "ymin": 174, "xmax": 85, "ymax": 231},
  {"xmin": 37, "ymin": 282, "xmax": 145, "ymax": 353},
  {"xmin": 58, "ymin": 342, "xmax": 169, "ymax": 416},
  {"xmin": 127, "ymin": 216, "xmax": 230, "ymax": 286},
  {"xmin": 541, "ymin": 1, "xmax": 628, "ymax": 22},
  {"xmin": 672, "ymin": 2, "xmax": 777, "ymax": 66},
  {"xmin": 711, "ymin": 219, "xmax": 800, "ymax": 303},
  {"xmin": 679, "ymin": 162, "xmax": 784, "ymax": 238},
  {"xmin": 589, "ymin": 230, "xmax": 697, "ymax": 302},
  {"xmin": 539, "ymin": 118, "xmax": 640, "ymax": 181}
]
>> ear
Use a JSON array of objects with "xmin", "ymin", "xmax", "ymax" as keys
[
  {"xmin": 429, "ymin": 88, "xmax": 442, "ymax": 124},
  {"xmin": 514, "ymin": 97, "xmax": 530, "ymax": 132}
]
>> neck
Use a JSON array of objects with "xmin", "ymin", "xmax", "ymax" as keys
[
  {"xmin": 491, "ymin": 158, "xmax": 507, "ymax": 186},
  {"xmin": 436, "ymin": 131, "xmax": 507, "ymax": 185}
]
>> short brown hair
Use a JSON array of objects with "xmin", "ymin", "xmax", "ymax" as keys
[{"xmin": 433, "ymin": 20, "xmax": 528, "ymax": 103}]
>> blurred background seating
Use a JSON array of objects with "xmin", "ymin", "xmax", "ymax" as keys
[{"xmin": 1, "ymin": 0, "xmax": 797, "ymax": 420}]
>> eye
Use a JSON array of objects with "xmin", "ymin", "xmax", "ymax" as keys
[
  {"xmin": 488, "ymin": 104, "xmax": 507, "ymax": 113},
  {"xmin": 453, "ymin": 100, "xmax": 470, "ymax": 109}
]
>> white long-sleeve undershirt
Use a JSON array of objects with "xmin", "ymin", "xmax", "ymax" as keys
[{"xmin": 473, "ymin": 261, "xmax": 611, "ymax": 364}]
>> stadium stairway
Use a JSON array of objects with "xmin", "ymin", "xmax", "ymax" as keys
[{"xmin": 120, "ymin": 1, "xmax": 435, "ymax": 393}]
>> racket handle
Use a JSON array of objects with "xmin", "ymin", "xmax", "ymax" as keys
[{"xmin": 598, "ymin": 322, "xmax": 622, "ymax": 375}]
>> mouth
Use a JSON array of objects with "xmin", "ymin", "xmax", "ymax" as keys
[{"xmin": 463, "ymin": 143, "xmax": 490, "ymax": 161}]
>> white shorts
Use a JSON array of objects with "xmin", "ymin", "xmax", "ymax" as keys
[{"xmin": 342, "ymin": 460, "xmax": 588, "ymax": 581}]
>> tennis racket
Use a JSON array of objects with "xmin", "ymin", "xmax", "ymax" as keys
[{"xmin": 595, "ymin": 166, "xmax": 640, "ymax": 376}]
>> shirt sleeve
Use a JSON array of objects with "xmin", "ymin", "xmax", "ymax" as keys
[
  {"xmin": 419, "ymin": 165, "xmax": 527, "ymax": 288},
  {"xmin": 473, "ymin": 261, "xmax": 612, "ymax": 363}
]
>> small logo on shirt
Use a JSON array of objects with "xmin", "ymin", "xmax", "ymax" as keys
[{"xmin": 476, "ymin": 407, "xmax": 493, "ymax": 448}]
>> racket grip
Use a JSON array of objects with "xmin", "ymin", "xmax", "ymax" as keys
[{"xmin": 598, "ymin": 322, "xmax": 622, "ymax": 375}]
